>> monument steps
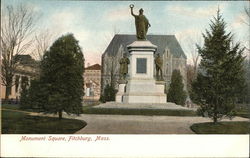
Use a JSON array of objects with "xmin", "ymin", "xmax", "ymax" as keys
[{"xmin": 93, "ymin": 102, "xmax": 196, "ymax": 111}]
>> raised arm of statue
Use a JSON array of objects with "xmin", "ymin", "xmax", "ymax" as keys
[{"xmin": 130, "ymin": 4, "xmax": 135, "ymax": 17}]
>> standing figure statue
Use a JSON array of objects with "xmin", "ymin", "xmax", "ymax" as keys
[
  {"xmin": 130, "ymin": 4, "xmax": 151, "ymax": 40},
  {"xmin": 155, "ymin": 54, "xmax": 163, "ymax": 81},
  {"xmin": 119, "ymin": 53, "xmax": 130, "ymax": 80}
]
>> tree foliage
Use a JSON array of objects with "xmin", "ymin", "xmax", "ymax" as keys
[
  {"xmin": 244, "ymin": 59, "xmax": 250, "ymax": 103},
  {"xmin": 191, "ymin": 9, "xmax": 246, "ymax": 123},
  {"xmin": 167, "ymin": 69, "xmax": 187, "ymax": 106},
  {"xmin": 100, "ymin": 84, "xmax": 117, "ymax": 103},
  {"xmin": 186, "ymin": 64, "xmax": 196, "ymax": 93},
  {"xmin": 23, "ymin": 79, "xmax": 48, "ymax": 110},
  {"xmin": 36, "ymin": 33, "xmax": 84, "ymax": 119}
]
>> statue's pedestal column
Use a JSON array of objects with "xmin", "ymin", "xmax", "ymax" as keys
[
  {"xmin": 115, "ymin": 83, "xmax": 126, "ymax": 103},
  {"xmin": 122, "ymin": 40, "xmax": 167, "ymax": 103}
]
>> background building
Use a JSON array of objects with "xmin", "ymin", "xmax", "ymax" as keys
[
  {"xmin": 1, "ymin": 55, "xmax": 39, "ymax": 101},
  {"xmin": 101, "ymin": 34, "xmax": 187, "ymax": 96},
  {"xmin": 83, "ymin": 64, "xmax": 101, "ymax": 102}
]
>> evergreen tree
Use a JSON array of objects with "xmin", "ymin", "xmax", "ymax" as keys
[
  {"xmin": 101, "ymin": 84, "xmax": 116, "ymax": 102},
  {"xmin": 243, "ymin": 59, "xmax": 250, "ymax": 103},
  {"xmin": 167, "ymin": 69, "xmax": 187, "ymax": 106},
  {"xmin": 28, "ymin": 79, "xmax": 49, "ymax": 110},
  {"xmin": 192, "ymin": 9, "xmax": 245, "ymax": 123},
  {"xmin": 39, "ymin": 33, "xmax": 84, "ymax": 119}
]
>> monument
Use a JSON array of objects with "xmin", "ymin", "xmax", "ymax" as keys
[
  {"xmin": 115, "ymin": 5, "xmax": 166, "ymax": 103},
  {"xmin": 119, "ymin": 53, "xmax": 130, "ymax": 81},
  {"xmin": 155, "ymin": 54, "xmax": 163, "ymax": 81}
]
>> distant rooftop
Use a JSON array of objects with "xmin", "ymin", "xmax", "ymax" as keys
[
  {"xmin": 85, "ymin": 64, "xmax": 101, "ymax": 70},
  {"xmin": 14, "ymin": 54, "xmax": 39, "ymax": 67}
]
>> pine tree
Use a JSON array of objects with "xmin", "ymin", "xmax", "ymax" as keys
[
  {"xmin": 167, "ymin": 69, "xmax": 187, "ymax": 106},
  {"xmin": 192, "ymin": 9, "xmax": 245, "ymax": 123},
  {"xmin": 103, "ymin": 84, "xmax": 117, "ymax": 102},
  {"xmin": 28, "ymin": 79, "xmax": 49, "ymax": 110},
  {"xmin": 39, "ymin": 33, "xmax": 84, "ymax": 119}
]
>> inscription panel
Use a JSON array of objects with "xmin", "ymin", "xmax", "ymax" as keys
[{"xmin": 136, "ymin": 58, "xmax": 147, "ymax": 74}]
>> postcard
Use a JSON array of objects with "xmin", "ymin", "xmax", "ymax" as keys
[{"xmin": 1, "ymin": 0, "xmax": 249, "ymax": 157}]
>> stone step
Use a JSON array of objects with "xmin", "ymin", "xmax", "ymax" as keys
[{"xmin": 93, "ymin": 102, "xmax": 196, "ymax": 111}]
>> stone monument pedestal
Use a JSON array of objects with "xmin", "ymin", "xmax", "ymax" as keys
[
  {"xmin": 116, "ymin": 40, "xmax": 167, "ymax": 104},
  {"xmin": 115, "ymin": 83, "xmax": 126, "ymax": 103}
]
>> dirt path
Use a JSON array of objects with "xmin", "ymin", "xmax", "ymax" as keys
[
  {"xmin": 75, "ymin": 114, "xmax": 249, "ymax": 134},
  {"xmin": 3, "ymin": 108, "xmax": 248, "ymax": 134}
]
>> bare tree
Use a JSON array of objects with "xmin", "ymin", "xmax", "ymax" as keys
[
  {"xmin": 178, "ymin": 33, "xmax": 201, "ymax": 70},
  {"xmin": 31, "ymin": 29, "xmax": 55, "ymax": 61},
  {"xmin": 243, "ymin": 6, "xmax": 250, "ymax": 53},
  {"xmin": 102, "ymin": 25, "xmax": 120, "ymax": 52},
  {"xmin": 187, "ymin": 35, "xmax": 202, "ymax": 75},
  {"xmin": 100, "ymin": 26, "xmax": 121, "ymax": 94},
  {"xmin": 178, "ymin": 33, "xmax": 202, "ymax": 94},
  {"xmin": 186, "ymin": 64, "xmax": 195, "ymax": 93},
  {"xmin": 1, "ymin": 4, "xmax": 38, "ymax": 100},
  {"xmin": 241, "ymin": 6, "xmax": 250, "ymax": 26}
]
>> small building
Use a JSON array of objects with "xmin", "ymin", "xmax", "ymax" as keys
[
  {"xmin": 83, "ymin": 64, "xmax": 101, "ymax": 102},
  {"xmin": 1, "ymin": 55, "xmax": 39, "ymax": 101}
]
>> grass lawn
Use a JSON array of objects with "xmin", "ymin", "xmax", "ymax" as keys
[
  {"xmin": 190, "ymin": 121, "xmax": 250, "ymax": 134},
  {"xmin": 236, "ymin": 108, "xmax": 250, "ymax": 118},
  {"xmin": 236, "ymin": 112, "xmax": 250, "ymax": 118},
  {"xmin": 235, "ymin": 104, "xmax": 250, "ymax": 118},
  {"xmin": 82, "ymin": 106, "xmax": 197, "ymax": 116},
  {"xmin": 1, "ymin": 104, "xmax": 20, "ymax": 110},
  {"xmin": 1, "ymin": 109, "xmax": 87, "ymax": 134}
]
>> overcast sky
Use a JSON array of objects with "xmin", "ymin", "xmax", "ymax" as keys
[{"xmin": 2, "ymin": 0, "xmax": 249, "ymax": 65}]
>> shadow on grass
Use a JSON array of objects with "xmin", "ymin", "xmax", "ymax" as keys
[
  {"xmin": 2, "ymin": 110, "xmax": 87, "ymax": 134},
  {"xmin": 190, "ymin": 121, "xmax": 250, "ymax": 134}
]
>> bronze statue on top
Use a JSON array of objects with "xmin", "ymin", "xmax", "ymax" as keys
[
  {"xmin": 119, "ymin": 53, "xmax": 130, "ymax": 81},
  {"xmin": 155, "ymin": 54, "xmax": 163, "ymax": 81},
  {"xmin": 130, "ymin": 4, "xmax": 151, "ymax": 40}
]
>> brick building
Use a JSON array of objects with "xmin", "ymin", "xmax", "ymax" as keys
[{"xmin": 83, "ymin": 64, "xmax": 101, "ymax": 101}]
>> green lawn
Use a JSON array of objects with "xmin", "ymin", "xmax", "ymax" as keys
[
  {"xmin": 235, "ymin": 107, "xmax": 250, "ymax": 118},
  {"xmin": 82, "ymin": 106, "xmax": 197, "ymax": 116},
  {"xmin": 1, "ymin": 104, "xmax": 20, "ymax": 110},
  {"xmin": 236, "ymin": 112, "xmax": 250, "ymax": 118},
  {"xmin": 1, "ymin": 110, "xmax": 87, "ymax": 134},
  {"xmin": 190, "ymin": 121, "xmax": 250, "ymax": 134}
]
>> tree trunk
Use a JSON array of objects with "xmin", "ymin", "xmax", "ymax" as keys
[
  {"xmin": 5, "ymin": 75, "xmax": 13, "ymax": 101},
  {"xmin": 213, "ymin": 115, "xmax": 217, "ymax": 123},
  {"xmin": 213, "ymin": 103, "xmax": 218, "ymax": 124},
  {"xmin": 5, "ymin": 85, "xmax": 11, "ymax": 100},
  {"xmin": 58, "ymin": 110, "xmax": 62, "ymax": 120}
]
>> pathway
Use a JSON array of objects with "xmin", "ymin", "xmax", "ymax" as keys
[{"xmin": 75, "ymin": 114, "xmax": 249, "ymax": 134}]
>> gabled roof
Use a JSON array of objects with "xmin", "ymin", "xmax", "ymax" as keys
[
  {"xmin": 85, "ymin": 64, "xmax": 101, "ymax": 70},
  {"xmin": 103, "ymin": 34, "xmax": 186, "ymax": 59},
  {"xmin": 14, "ymin": 54, "xmax": 39, "ymax": 67}
]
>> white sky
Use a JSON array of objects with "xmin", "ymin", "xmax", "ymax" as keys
[{"xmin": 2, "ymin": 0, "xmax": 249, "ymax": 66}]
